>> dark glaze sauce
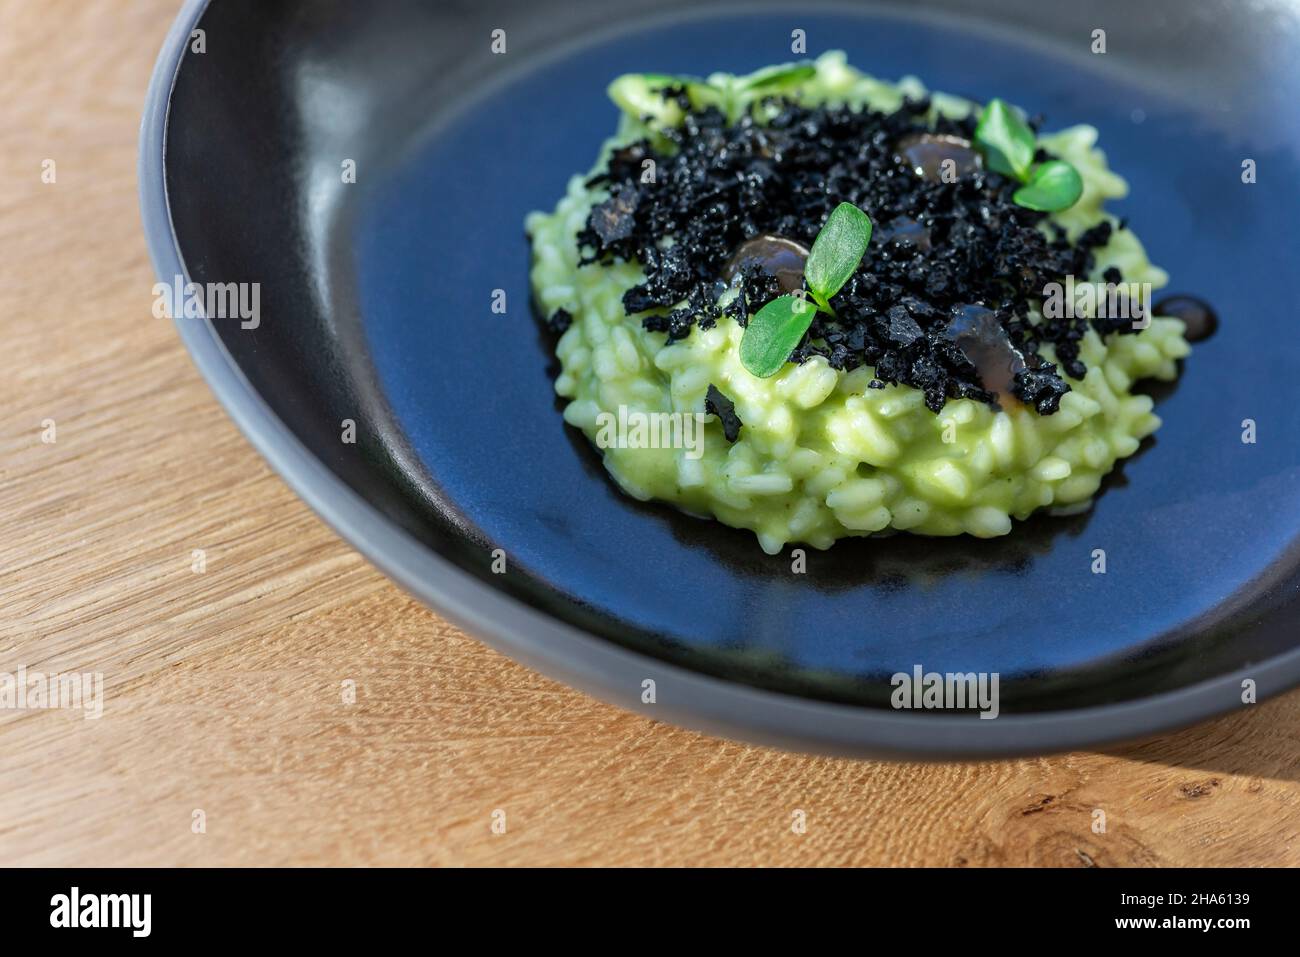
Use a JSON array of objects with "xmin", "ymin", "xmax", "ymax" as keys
[
  {"xmin": 895, "ymin": 133, "xmax": 982, "ymax": 182},
  {"xmin": 723, "ymin": 234, "xmax": 810, "ymax": 295},
  {"xmin": 943, "ymin": 304, "xmax": 1026, "ymax": 408},
  {"xmin": 1153, "ymin": 294, "xmax": 1218, "ymax": 342}
]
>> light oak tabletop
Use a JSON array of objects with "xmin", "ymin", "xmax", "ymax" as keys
[{"xmin": 1, "ymin": 0, "xmax": 1297, "ymax": 867}]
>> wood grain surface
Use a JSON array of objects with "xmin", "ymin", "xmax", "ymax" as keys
[{"xmin": 1, "ymin": 0, "xmax": 1297, "ymax": 867}]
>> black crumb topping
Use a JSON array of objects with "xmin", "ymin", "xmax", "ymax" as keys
[
  {"xmin": 547, "ymin": 308, "xmax": 573, "ymax": 335},
  {"xmin": 705, "ymin": 384, "xmax": 743, "ymax": 442},
  {"xmin": 579, "ymin": 97, "xmax": 1138, "ymax": 414}
]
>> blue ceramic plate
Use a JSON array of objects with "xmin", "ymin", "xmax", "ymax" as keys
[{"xmin": 142, "ymin": 0, "xmax": 1300, "ymax": 756}]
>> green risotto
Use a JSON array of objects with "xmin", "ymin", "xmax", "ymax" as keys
[{"xmin": 526, "ymin": 52, "xmax": 1190, "ymax": 554}]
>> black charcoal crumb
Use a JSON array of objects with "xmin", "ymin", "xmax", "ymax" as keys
[
  {"xmin": 589, "ymin": 184, "xmax": 640, "ymax": 244},
  {"xmin": 579, "ymin": 96, "xmax": 1140, "ymax": 415},
  {"xmin": 705, "ymin": 384, "xmax": 743, "ymax": 442},
  {"xmin": 1012, "ymin": 364, "xmax": 1071, "ymax": 415},
  {"xmin": 547, "ymin": 308, "xmax": 573, "ymax": 335}
]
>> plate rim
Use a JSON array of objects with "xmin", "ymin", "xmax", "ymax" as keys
[{"xmin": 139, "ymin": 0, "xmax": 1300, "ymax": 758}]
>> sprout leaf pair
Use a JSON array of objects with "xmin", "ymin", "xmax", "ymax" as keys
[
  {"xmin": 974, "ymin": 99, "xmax": 1083, "ymax": 212},
  {"xmin": 739, "ymin": 202, "xmax": 872, "ymax": 378}
]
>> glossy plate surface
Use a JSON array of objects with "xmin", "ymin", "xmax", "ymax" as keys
[{"xmin": 143, "ymin": 0, "xmax": 1300, "ymax": 756}]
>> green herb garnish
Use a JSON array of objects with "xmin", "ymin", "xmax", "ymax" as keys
[
  {"xmin": 1012, "ymin": 159, "xmax": 1083, "ymax": 212},
  {"xmin": 974, "ymin": 98, "xmax": 1083, "ymax": 212},
  {"xmin": 740, "ymin": 295, "xmax": 817, "ymax": 378},
  {"xmin": 805, "ymin": 201, "xmax": 873, "ymax": 312},
  {"xmin": 974, "ymin": 98, "xmax": 1036, "ymax": 181},
  {"xmin": 739, "ymin": 202, "xmax": 873, "ymax": 378}
]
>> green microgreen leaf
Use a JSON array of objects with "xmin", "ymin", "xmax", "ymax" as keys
[
  {"xmin": 804, "ymin": 202, "xmax": 873, "ymax": 307},
  {"xmin": 740, "ymin": 63, "xmax": 816, "ymax": 93},
  {"xmin": 739, "ymin": 295, "xmax": 817, "ymax": 378},
  {"xmin": 1012, "ymin": 159, "xmax": 1084, "ymax": 212},
  {"xmin": 974, "ymin": 98, "xmax": 1036, "ymax": 182}
]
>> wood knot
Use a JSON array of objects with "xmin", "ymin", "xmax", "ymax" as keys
[{"xmin": 1178, "ymin": 778, "xmax": 1220, "ymax": 799}]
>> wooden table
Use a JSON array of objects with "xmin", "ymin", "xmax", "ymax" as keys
[{"xmin": 1, "ymin": 0, "xmax": 1297, "ymax": 867}]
